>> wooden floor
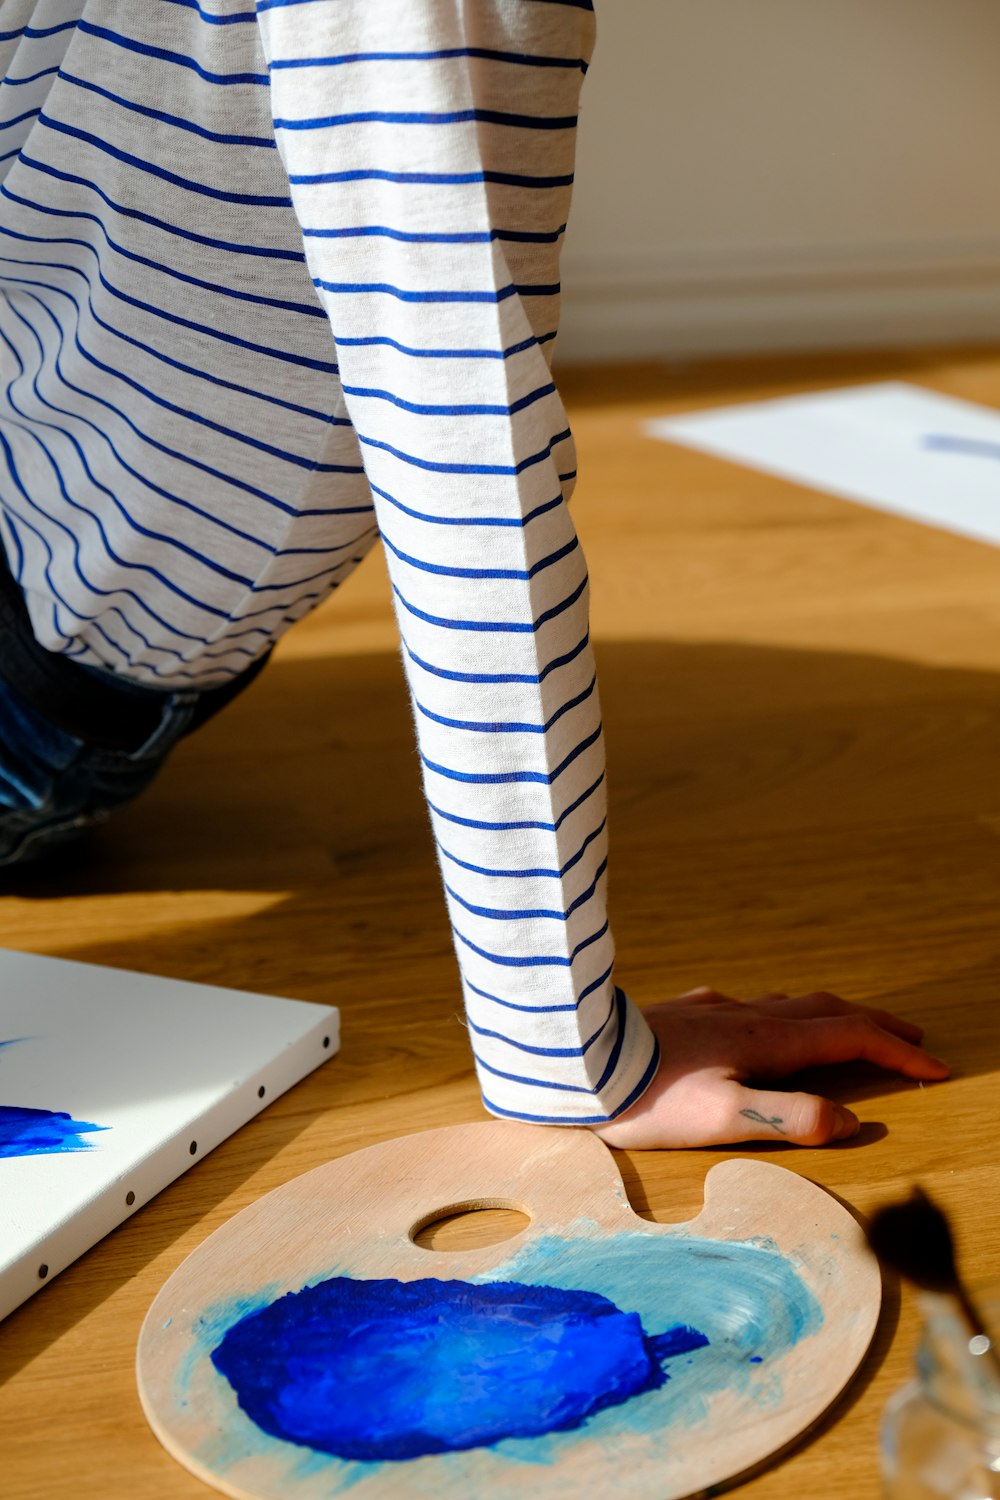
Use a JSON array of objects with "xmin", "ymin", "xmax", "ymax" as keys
[{"xmin": 5, "ymin": 345, "xmax": 1000, "ymax": 1498}]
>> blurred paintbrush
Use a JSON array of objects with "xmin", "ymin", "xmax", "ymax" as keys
[{"xmin": 866, "ymin": 1185, "xmax": 1000, "ymax": 1384}]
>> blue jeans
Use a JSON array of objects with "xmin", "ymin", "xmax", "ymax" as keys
[{"xmin": 0, "ymin": 673, "xmax": 196, "ymax": 866}]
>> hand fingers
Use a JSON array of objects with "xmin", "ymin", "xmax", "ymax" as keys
[
  {"xmin": 678, "ymin": 986, "xmax": 742, "ymax": 1006},
  {"xmin": 749, "ymin": 991, "xmax": 924, "ymax": 1043},
  {"xmin": 777, "ymin": 1014, "xmax": 948, "ymax": 1080},
  {"xmin": 860, "ymin": 1009, "xmax": 924, "ymax": 1044},
  {"xmin": 723, "ymin": 1082, "xmax": 859, "ymax": 1146},
  {"xmin": 680, "ymin": 989, "xmax": 794, "ymax": 1008}
]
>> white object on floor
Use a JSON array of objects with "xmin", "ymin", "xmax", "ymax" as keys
[
  {"xmin": 647, "ymin": 381, "xmax": 1000, "ymax": 548},
  {"xmin": 0, "ymin": 949, "xmax": 339, "ymax": 1321}
]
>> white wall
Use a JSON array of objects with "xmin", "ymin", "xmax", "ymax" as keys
[{"xmin": 558, "ymin": 1, "xmax": 1000, "ymax": 361}]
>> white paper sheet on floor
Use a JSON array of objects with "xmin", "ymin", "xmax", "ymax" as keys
[{"xmin": 647, "ymin": 381, "xmax": 1000, "ymax": 548}]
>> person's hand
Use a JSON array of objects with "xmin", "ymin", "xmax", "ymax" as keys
[{"xmin": 593, "ymin": 987, "xmax": 949, "ymax": 1149}]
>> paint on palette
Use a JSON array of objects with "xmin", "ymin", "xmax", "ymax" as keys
[
  {"xmin": 204, "ymin": 1231, "xmax": 823, "ymax": 1472},
  {"xmin": 0, "ymin": 1104, "xmax": 107, "ymax": 1158},
  {"xmin": 211, "ymin": 1276, "xmax": 709, "ymax": 1460}
]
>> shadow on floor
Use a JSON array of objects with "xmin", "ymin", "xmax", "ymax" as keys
[
  {"xmin": 3, "ymin": 632, "xmax": 1000, "ymax": 1364},
  {"xmin": 9, "ymin": 632, "xmax": 997, "ymax": 1048}
]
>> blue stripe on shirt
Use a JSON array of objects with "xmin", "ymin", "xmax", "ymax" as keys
[
  {"xmin": 158, "ymin": 0, "xmax": 258, "ymax": 24},
  {"xmin": 316, "ymin": 277, "xmax": 519, "ymax": 305},
  {"xmin": 59, "ymin": 72, "xmax": 278, "ymax": 148},
  {"xmin": 473, "ymin": 1055, "xmax": 600, "ymax": 1095},
  {"xmin": 463, "ymin": 962, "xmax": 615, "ymax": 1016},
  {"xmin": 334, "ymin": 330, "xmax": 546, "ymax": 361},
  {"xmin": 2, "ymin": 65, "xmax": 60, "ymax": 87},
  {"xmin": 445, "ymin": 856, "xmax": 606, "ymax": 922},
  {"xmin": 301, "ymin": 224, "xmax": 564, "ymax": 246},
  {"xmin": 415, "ymin": 674, "xmax": 596, "ymax": 734},
  {"xmin": 0, "ymin": 336, "xmax": 262, "ymax": 596},
  {"xmin": 60, "ymin": 315, "xmax": 336, "ymax": 472},
  {"xmin": 341, "ymin": 378, "xmax": 555, "ymax": 417},
  {"xmin": 1, "ymin": 183, "xmax": 326, "ymax": 316},
  {"xmin": 0, "ymin": 450, "xmax": 215, "ymax": 663},
  {"xmin": 403, "ymin": 631, "xmax": 589, "ymax": 685},
  {"xmin": 421, "ymin": 723, "xmax": 600, "ymax": 787},
  {"xmin": 77, "ymin": 20, "xmax": 269, "ymax": 85},
  {"xmin": 589, "ymin": 990, "xmax": 631, "ymax": 1094},
  {"xmin": 3, "ymin": 298, "xmax": 292, "ymax": 552},
  {"xmin": 426, "ymin": 770, "xmax": 604, "ymax": 836},
  {"xmin": 392, "ymin": 573, "xmax": 586, "ymax": 634},
  {"xmin": 358, "ymin": 424, "xmax": 571, "ymax": 478},
  {"xmin": 24, "ymin": 19, "xmax": 81, "ymax": 39},
  {"xmin": 454, "ymin": 916, "xmax": 609, "ymax": 970},
  {"xmin": 381, "ymin": 530, "xmax": 577, "ymax": 582},
  {"xmin": 273, "ymin": 107, "xmax": 576, "ymax": 132},
  {"xmin": 372, "ymin": 477, "xmax": 562, "ymax": 528},
  {"xmin": 437, "ymin": 817, "xmax": 606, "ymax": 881},
  {"xmin": 10, "ymin": 292, "xmax": 315, "ymax": 516},
  {"xmin": 18, "ymin": 156, "xmax": 301, "ymax": 262},
  {"xmin": 287, "ymin": 166, "xmax": 574, "ymax": 190},
  {"xmin": 0, "ymin": 242, "xmax": 339, "ymax": 372},
  {"xmin": 37, "ymin": 115, "xmax": 293, "ymax": 207},
  {"xmin": 270, "ymin": 47, "xmax": 584, "ymax": 72},
  {"xmin": 0, "ymin": 107, "xmax": 41, "ymax": 134},
  {"xmin": 479, "ymin": 1037, "xmax": 659, "ymax": 1126},
  {"xmin": 467, "ymin": 993, "xmax": 614, "ymax": 1057}
]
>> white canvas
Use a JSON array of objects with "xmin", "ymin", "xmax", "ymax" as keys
[
  {"xmin": 646, "ymin": 381, "xmax": 1000, "ymax": 548},
  {"xmin": 0, "ymin": 949, "xmax": 339, "ymax": 1321}
]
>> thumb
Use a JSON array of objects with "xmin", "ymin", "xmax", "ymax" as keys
[{"xmin": 725, "ymin": 1084, "xmax": 859, "ymax": 1145}]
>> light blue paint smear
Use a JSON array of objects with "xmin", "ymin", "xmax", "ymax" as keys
[
  {"xmin": 485, "ymin": 1230, "xmax": 824, "ymax": 1451},
  {"xmin": 205, "ymin": 1227, "xmax": 822, "ymax": 1475},
  {"xmin": 0, "ymin": 1104, "xmax": 107, "ymax": 1157},
  {"xmin": 211, "ymin": 1276, "xmax": 708, "ymax": 1461}
]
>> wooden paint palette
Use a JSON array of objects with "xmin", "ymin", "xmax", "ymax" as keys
[{"xmin": 137, "ymin": 1122, "xmax": 881, "ymax": 1500}]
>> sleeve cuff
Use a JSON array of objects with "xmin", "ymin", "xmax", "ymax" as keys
[{"xmin": 474, "ymin": 988, "xmax": 660, "ymax": 1125}]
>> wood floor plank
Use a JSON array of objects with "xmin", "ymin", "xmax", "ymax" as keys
[{"xmin": 4, "ymin": 345, "xmax": 1000, "ymax": 1499}]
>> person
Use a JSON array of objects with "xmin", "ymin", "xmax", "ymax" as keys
[{"xmin": 0, "ymin": 0, "xmax": 948, "ymax": 1148}]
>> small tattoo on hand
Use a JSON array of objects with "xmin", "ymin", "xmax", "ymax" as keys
[{"xmin": 740, "ymin": 1108, "xmax": 786, "ymax": 1135}]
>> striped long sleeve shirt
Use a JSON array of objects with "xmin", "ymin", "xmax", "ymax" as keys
[{"xmin": 0, "ymin": 0, "xmax": 660, "ymax": 1123}]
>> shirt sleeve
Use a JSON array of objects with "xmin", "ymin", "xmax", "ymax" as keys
[{"xmin": 255, "ymin": 0, "xmax": 658, "ymax": 1122}]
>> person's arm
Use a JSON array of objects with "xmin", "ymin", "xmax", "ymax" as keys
[
  {"xmin": 256, "ymin": 0, "xmax": 659, "ymax": 1124},
  {"xmin": 256, "ymin": 0, "xmax": 949, "ymax": 1143}
]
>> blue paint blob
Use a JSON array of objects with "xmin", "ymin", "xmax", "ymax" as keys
[
  {"xmin": 186, "ymin": 1229, "xmax": 823, "ymax": 1481},
  {"xmin": 0, "ymin": 1104, "xmax": 107, "ymax": 1157},
  {"xmin": 210, "ymin": 1275, "xmax": 709, "ymax": 1461}
]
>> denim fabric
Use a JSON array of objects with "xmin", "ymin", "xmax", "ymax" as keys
[{"xmin": 0, "ymin": 675, "xmax": 196, "ymax": 865}]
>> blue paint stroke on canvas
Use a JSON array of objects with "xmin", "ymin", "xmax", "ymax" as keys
[
  {"xmin": 922, "ymin": 433, "xmax": 1000, "ymax": 462},
  {"xmin": 211, "ymin": 1276, "xmax": 708, "ymax": 1461},
  {"xmin": 0, "ymin": 1105, "xmax": 107, "ymax": 1157}
]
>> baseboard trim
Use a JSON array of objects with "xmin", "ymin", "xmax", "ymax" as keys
[{"xmin": 556, "ymin": 244, "xmax": 1000, "ymax": 362}]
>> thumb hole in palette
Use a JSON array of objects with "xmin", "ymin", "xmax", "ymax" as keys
[{"xmin": 410, "ymin": 1199, "xmax": 532, "ymax": 1251}]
